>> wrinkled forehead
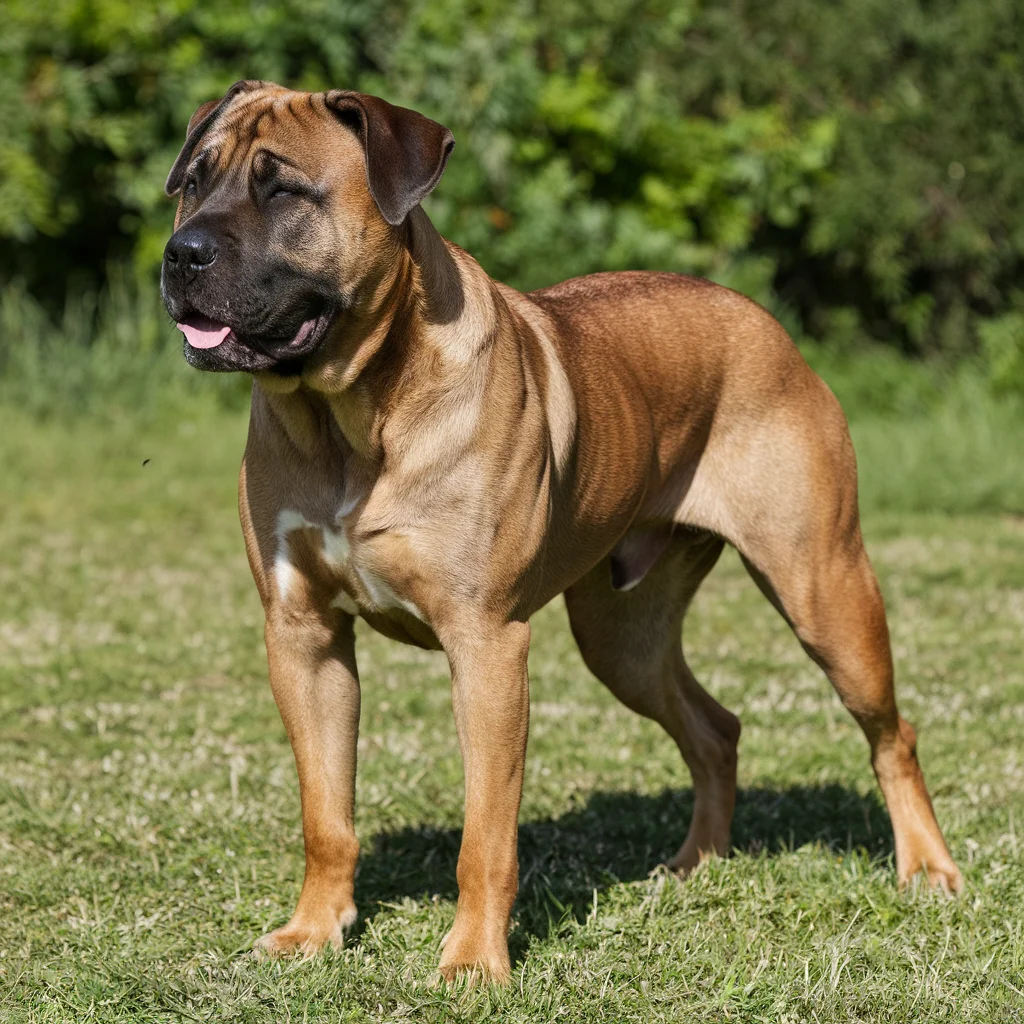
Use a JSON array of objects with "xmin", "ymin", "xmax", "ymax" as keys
[{"xmin": 193, "ymin": 88, "xmax": 356, "ymax": 180}]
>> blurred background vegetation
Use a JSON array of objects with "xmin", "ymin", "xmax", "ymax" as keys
[{"xmin": 1, "ymin": 0, "xmax": 1022, "ymax": 509}]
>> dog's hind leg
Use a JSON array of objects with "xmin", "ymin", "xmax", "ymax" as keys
[
  {"xmin": 565, "ymin": 531, "xmax": 741, "ymax": 873},
  {"xmin": 684, "ymin": 385, "xmax": 963, "ymax": 892},
  {"xmin": 736, "ymin": 537, "xmax": 962, "ymax": 892}
]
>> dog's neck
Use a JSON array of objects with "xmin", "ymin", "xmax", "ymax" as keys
[{"xmin": 254, "ymin": 207, "xmax": 498, "ymax": 466}]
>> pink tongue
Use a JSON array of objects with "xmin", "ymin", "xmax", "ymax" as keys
[{"xmin": 177, "ymin": 318, "xmax": 232, "ymax": 349}]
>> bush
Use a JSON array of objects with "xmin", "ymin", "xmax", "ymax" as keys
[{"xmin": 2, "ymin": 0, "xmax": 1023, "ymax": 367}]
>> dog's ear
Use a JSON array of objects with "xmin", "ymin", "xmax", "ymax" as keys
[
  {"xmin": 165, "ymin": 80, "xmax": 268, "ymax": 196},
  {"xmin": 325, "ymin": 91, "xmax": 455, "ymax": 226}
]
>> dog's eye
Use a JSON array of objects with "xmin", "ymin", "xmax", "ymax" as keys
[
  {"xmin": 271, "ymin": 187, "xmax": 296, "ymax": 200},
  {"xmin": 184, "ymin": 178, "xmax": 198, "ymax": 198}
]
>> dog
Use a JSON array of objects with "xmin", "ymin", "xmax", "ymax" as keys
[{"xmin": 161, "ymin": 80, "xmax": 962, "ymax": 983}]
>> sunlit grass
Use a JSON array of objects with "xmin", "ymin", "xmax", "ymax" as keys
[{"xmin": 1, "ymin": 403, "xmax": 1022, "ymax": 1022}]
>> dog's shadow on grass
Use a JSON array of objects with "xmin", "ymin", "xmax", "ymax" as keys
[{"xmin": 354, "ymin": 783, "xmax": 892, "ymax": 950}]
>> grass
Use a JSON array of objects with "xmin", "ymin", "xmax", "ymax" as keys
[{"xmin": 2, "ymin": 390, "xmax": 1023, "ymax": 1023}]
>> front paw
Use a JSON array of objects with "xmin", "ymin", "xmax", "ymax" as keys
[
  {"xmin": 254, "ymin": 903, "xmax": 358, "ymax": 958},
  {"xmin": 437, "ymin": 920, "xmax": 511, "ymax": 985},
  {"xmin": 898, "ymin": 856, "xmax": 964, "ymax": 896},
  {"xmin": 895, "ymin": 829, "xmax": 964, "ymax": 896}
]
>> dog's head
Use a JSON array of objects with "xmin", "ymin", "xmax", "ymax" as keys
[{"xmin": 161, "ymin": 81, "xmax": 454, "ymax": 374}]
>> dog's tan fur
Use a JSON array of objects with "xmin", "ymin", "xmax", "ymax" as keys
[{"xmin": 169, "ymin": 85, "xmax": 961, "ymax": 983}]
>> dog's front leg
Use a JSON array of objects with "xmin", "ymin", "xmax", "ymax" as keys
[
  {"xmin": 255, "ymin": 611, "xmax": 361, "ymax": 956},
  {"xmin": 438, "ymin": 620, "xmax": 531, "ymax": 985}
]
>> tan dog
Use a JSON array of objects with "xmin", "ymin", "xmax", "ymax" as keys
[{"xmin": 161, "ymin": 81, "xmax": 962, "ymax": 983}]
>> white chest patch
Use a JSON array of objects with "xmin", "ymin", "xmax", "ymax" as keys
[
  {"xmin": 357, "ymin": 569, "xmax": 425, "ymax": 622},
  {"xmin": 273, "ymin": 508, "xmax": 424, "ymax": 623},
  {"xmin": 274, "ymin": 509, "xmax": 350, "ymax": 602}
]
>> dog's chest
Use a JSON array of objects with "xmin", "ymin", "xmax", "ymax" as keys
[{"xmin": 273, "ymin": 507, "xmax": 427, "ymax": 632}]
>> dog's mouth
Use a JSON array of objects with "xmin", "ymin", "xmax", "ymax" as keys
[
  {"xmin": 172, "ymin": 303, "xmax": 337, "ymax": 375},
  {"xmin": 177, "ymin": 312, "xmax": 323, "ymax": 354}
]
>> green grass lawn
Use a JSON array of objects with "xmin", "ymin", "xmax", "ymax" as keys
[{"xmin": 2, "ymin": 404, "xmax": 1023, "ymax": 1022}]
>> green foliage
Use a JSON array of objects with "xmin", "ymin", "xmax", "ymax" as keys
[
  {"xmin": 978, "ymin": 302, "xmax": 1024, "ymax": 395},
  {"xmin": 2, "ymin": 0, "xmax": 1023, "ymax": 364}
]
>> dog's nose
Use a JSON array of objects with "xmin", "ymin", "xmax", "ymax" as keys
[{"xmin": 164, "ymin": 227, "xmax": 218, "ymax": 270}]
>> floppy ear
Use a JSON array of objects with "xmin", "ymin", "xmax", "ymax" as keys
[
  {"xmin": 165, "ymin": 80, "xmax": 268, "ymax": 196},
  {"xmin": 324, "ymin": 91, "xmax": 455, "ymax": 226}
]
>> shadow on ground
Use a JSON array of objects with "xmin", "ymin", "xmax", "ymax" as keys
[{"xmin": 354, "ymin": 783, "xmax": 892, "ymax": 950}]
